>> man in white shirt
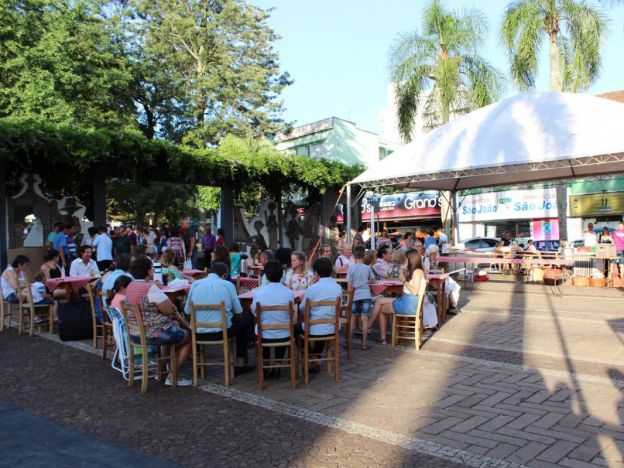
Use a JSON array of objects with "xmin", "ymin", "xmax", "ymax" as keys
[
  {"xmin": 69, "ymin": 246, "xmax": 101, "ymax": 277},
  {"xmin": 584, "ymin": 223, "xmax": 597, "ymax": 247},
  {"xmin": 296, "ymin": 258, "xmax": 342, "ymax": 372},
  {"xmin": 92, "ymin": 226, "xmax": 114, "ymax": 271},
  {"xmin": 334, "ymin": 245, "xmax": 355, "ymax": 273},
  {"xmin": 252, "ymin": 260, "xmax": 295, "ymax": 378}
]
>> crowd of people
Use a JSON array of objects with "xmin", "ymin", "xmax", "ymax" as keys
[{"xmin": 3, "ymin": 218, "xmax": 461, "ymax": 386}]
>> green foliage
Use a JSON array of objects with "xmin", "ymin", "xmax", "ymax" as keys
[
  {"xmin": 389, "ymin": 0, "xmax": 503, "ymax": 142},
  {"xmin": 0, "ymin": 116, "xmax": 358, "ymax": 199},
  {"xmin": 500, "ymin": 0, "xmax": 608, "ymax": 92}
]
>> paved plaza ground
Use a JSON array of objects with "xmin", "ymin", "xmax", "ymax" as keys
[{"xmin": 1, "ymin": 279, "xmax": 623, "ymax": 467}]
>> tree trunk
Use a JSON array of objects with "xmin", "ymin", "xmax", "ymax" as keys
[{"xmin": 549, "ymin": 31, "xmax": 562, "ymax": 92}]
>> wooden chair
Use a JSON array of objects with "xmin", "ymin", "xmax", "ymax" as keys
[
  {"xmin": 18, "ymin": 280, "xmax": 53, "ymax": 336},
  {"xmin": 120, "ymin": 301, "xmax": 177, "ymax": 393},
  {"xmin": 0, "ymin": 296, "xmax": 18, "ymax": 332},
  {"xmin": 255, "ymin": 302, "xmax": 296, "ymax": 390},
  {"xmin": 96, "ymin": 289, "xmax": 116, "ymax": 360},
  {"xmin": 391, "ymin": 279, "xmax": 428, "ymax": 349},
  {"xmin": 188, "ymin": 301, "xmax": 235, "ymax": 387},
  {"xmin": 86, "ymin": 283, "xmax": 105, "ymax": 351},
  {"xmin": 339, "ymin": 289, "xmax": 354, "ymax": 359},
  {"xmin": 298, "ymin": 297, "xmax": 341, "ymax": 385}
]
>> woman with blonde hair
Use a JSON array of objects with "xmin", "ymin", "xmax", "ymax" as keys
[
  {"xmin": 388, "ymin": 249, "xmax": 407, "ymax": 279},
  {"xmin": 285, "ymin": 250, "xmax": 315, "ymax": 291},
  {"xmin": 368, "ymin": 250, "xmax": 426, "ymax": 345}
]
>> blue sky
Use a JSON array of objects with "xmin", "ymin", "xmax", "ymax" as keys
[{"xmin": 253, "ymin": 0, "xmax": 624, "ymax": 133}]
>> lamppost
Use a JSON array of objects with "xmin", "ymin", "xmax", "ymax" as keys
[{"xmin": 366, "ymin": 192, "xmax": 379, "ymax": 250}]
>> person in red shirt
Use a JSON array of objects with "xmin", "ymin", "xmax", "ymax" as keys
[{"xmin": 215, "ymin": 228, "xmax": 226, "ymax": 248}]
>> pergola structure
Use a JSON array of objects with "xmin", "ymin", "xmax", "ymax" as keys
[
  {"xmin": 346, "ymin": 92, "xmax": 624, "ymax": 240},
  {"xmin": 0, "ymin": 119, "xmax": 354, "ymax": 268}
]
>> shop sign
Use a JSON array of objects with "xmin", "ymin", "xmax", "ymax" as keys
[
  {"xmin": 531, "ymin": 219, "xmax": 559, "ymax": 240},
  {"xmin": 361, "ymin": 191, "xmax": 440, "ymax": 221},
  {"xmin": 458, "ymin": 188, "xmax": 558, "ymax": 222},
  {"xmin": 568, "ymin": 192, "xmax": 624, "ymax": 217}
]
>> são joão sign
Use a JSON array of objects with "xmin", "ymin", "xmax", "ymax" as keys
[
  {"xmin": 458, "ymin": 188, "xmax": 558, "ymax": 222},
  {"xmin": 361, "ymin": 191, "xmax": 441, "ymax": 221}
]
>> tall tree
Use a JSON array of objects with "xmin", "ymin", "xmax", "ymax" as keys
[
  {"xmin": 132, "ymin": 0, "xmax": 291, "ymax": 144},
  {"xmin": 501, "ymin": 0, "xmax": 607, "ymax": 93},
  {"xmin": 0, "ymin": 0, "xmax": 136, "ymax": 129},
  {"xmin": 390, "ymin": 0, "xmax": 503, "ymax": 142}
]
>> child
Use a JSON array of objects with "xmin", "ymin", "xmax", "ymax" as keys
[
  {"xmin": 31, "ymin": 271, "xmax": 54, "ymax": 323},
  {"xmin": 346, "ymin": 246, "xmax": 376, "ymax": 349},
  {"xmin": 107, "ymin": 275, "xmax": 132, "ymax": 310}
]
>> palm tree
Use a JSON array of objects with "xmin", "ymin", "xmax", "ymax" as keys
[
  {"xmin": 501, "ymin": 0, "xmax": 607, "ymax": 93},
  {"xmin": 390, "ymin": 0, "xmax": 503, "ymax": 142}
]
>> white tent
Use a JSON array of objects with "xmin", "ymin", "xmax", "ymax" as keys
[{"xmin": 351, "ymin": 92, "xmax": 624, "ymax": 191}]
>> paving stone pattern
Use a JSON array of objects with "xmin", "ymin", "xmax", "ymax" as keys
[{"xmin": 2, "ymin": 281, "xmax": 624, "ymax": 467}]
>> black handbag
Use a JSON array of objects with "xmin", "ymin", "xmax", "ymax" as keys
[{"xmin": 58, "ymin": 301, "xmax": 93, "ymax": 341}]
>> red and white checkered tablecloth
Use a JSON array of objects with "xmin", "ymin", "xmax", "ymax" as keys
[
  {"xmin": 45, "ymin": 275, "xmax": 95, "ymax": 293},
  {"xmin": 239, "ymin": 276, "xmax": 260, "ymax": 290},
  {"xmin": 182, "ymin": 269, "xmax": 204, "ymax": 277},
  {"xmin": 369, "ymin": 280, "xmax": 403, "ymax": 296},
  {"xmin": 161, "ymin": 285, "xmax": 191, "ymax": 295}
]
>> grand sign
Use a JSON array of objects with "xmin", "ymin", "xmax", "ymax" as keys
[
  {"xmin": 361, "ymin": 191, "xmax": 441, "ymax": 221},
  {"xmin": 458, "ymin": 188, "xmax": 558, "ymax": 222}
]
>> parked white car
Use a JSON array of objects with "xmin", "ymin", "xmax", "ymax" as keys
[{"xmin": 457, "ymin": 237, "xmax": 500, "ymax": 252}]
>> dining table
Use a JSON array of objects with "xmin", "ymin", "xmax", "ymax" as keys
[
  {"xmin": 182, "ymin": 269, "xmax": 205, "ymax": 279},
  {"xmin": 370, "ymin": 279, "xmax": 404, "ymax": 297},
  {"xmin": 45, "ymin": 275, "xmax": 99, "ymax": 302},
  {"xmin": 426, "ymin": 272, "xmax": 449, "ymax": 325},
  {"xmin": 161, "ymin": 284, "xmax": 191, "ymax": 299}
]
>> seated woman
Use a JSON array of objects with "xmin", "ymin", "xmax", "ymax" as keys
[
  {"xmin": 1, "ymin": 255, "xmax": 29, "ymax": 304},
  {"xmin": 285, "ymin": 251, "xmax": 315, "ymax": 292},
  {"xmin": 388, "ymin": 249, "xmax": 407, "ymax": 279},
  {"xmin": 368, "ymin": 250, "xmax": 426, "ymax": 345},
  {"xmin": 124, "ymin": 257, "xmax": 192, "ymax": 386},
  {"xmin": 211, "ymin": 246, "xmax": 232, "ymax": 281},
  {"xmin": 424, "ymin": 245, "xmax": 461, "ymax": 311},
  {"xmin": 39, "ymin": 249, "xmax": 66, "ymax": 300}
]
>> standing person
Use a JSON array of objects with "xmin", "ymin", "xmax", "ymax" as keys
[
  {"xmin": 599, "ymin": 226, "xmax": 612, "ymax": 244},
  {"xmin": 181, "ymin": 218, "xmax": 197, "ymax": 268},
  {"xmin": 167, "ymin": 227, "xmax": 186, "ymax": 268},
  {"xmin": 1, "ymin": 255, "xmax": 29, "ymax": 304},
  {"xmin": 437, "ymin": 227, "xmax": 448, "ymax": 245},
  {"xmin": 377, "ymin": 229, "xmax": 392, "ymax": 249},
  {"xmin": 201, "ymin": 225, "xmax": 216, "ymax": 269},
  {"xmin": 424, "ymin": 229, "xmax": 437, "ymax": 249},
  {"xmin": 112, "ymin": 226, "xmax": 132, "ymax": 257},
  {"xmin": 347, "ymin": 246, "xmax": 376, "ymax": 349},
  {"xmin": 46, "ymin": 222, "xmax": 62, "ymax": 250},
  {"xmin": 126, "ymin": 257, "xmax": 192, "ymax": 386},
  {"xmin": 229, "ymin": 243, "xmax": 242, "ymax": 278},
  {"xmin": 584, "ymin": 223, "xmax": 597, "ymax": 247},
  {"xmin": 127, "ymin": 225, "xmax": 138, "ymax": 247},
  {"xmin": 368, "ymin": 250, "xmax": 427, "ymax": 345},
  {"xmin": 336, "ymin": 231, "xmax": 348, "ymax": 254},
  {"xmin": 53, "ymin": 224, "xmax": 72, "ymax": 270},
  {"xmin": 82, "ymin": 227, "xmax": 98, "ymax": 248},
  {"xmin": 93, "ymin": 226, "xmax": 113, "ymax": 271},
  {"xmin": 215, "ymin": 228, "xmax": 226, "ymax": 248}
]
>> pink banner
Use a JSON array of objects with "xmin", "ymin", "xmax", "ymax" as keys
[{"xmin": 531, "ymin": 219, "xmax": 559, "ymax": 240}]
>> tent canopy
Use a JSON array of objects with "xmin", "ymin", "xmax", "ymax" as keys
[{"xmin": 351, "ymin": 92, "xmax": 624, "ymax": 191}]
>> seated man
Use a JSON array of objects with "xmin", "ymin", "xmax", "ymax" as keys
[
  {"xmin": 184, "ymin": 262, "xmax": 254, "ymax": 375},
  {"xmin": 69, "ymin": 246, "xmax": 101, "ymax": 277},
  {"xmin": 296, "ymin": 257, "xmax": 342, "ymax": 372},
  {"xmin": 372, "ymin": 245, "xmax": 393, "ymax": 280},
  {"xmin": 334, "ymin": 245, "xmax": 354, "ymax": 274},
  {"xmin": 251, "ymin": 260, "xmax": 295, "ymax": 377},
  {"xmin": 101, "ymin": 254, "xmax": 133, "ymax": 295}
]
